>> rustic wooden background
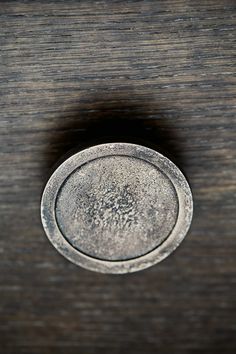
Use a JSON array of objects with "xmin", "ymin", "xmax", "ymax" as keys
[{"xmin": 0, "ymin": 0, "xmax": 236, "ymax": 353}]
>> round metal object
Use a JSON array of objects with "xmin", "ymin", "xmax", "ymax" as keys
[{"xmin": 41, "ymin": 142, "xmax": 193, "ymax": 274}]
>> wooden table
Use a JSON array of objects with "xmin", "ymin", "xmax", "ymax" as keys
[{"xmin": 0, "ymin": 1, "xmax": 236, "ymax": 353}]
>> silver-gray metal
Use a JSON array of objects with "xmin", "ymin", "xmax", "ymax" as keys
[{"xmin": 41, "ymin": 142, "xmax": 193, "ymax": 274}]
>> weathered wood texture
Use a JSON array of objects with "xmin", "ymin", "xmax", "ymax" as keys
[{"xmin": 0, "ymin": 1, "xmax": 236, "ymax": 353}]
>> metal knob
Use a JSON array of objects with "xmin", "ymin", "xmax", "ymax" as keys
[{"xmin": 41, "ymin": 142, "xmax": 193, "ymax": 273}]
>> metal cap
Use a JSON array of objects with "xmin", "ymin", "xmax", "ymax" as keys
[{"xmin": 41, "ymin": 143, "xmax": 193, "ymax": 273}]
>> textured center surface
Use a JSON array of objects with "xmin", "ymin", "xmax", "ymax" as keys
[{"xmin": 55, "ymin": 156, "xmax": 178, "ymax": 261}]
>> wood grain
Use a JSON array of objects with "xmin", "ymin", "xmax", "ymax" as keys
[{"xmin": 0, "ymin": 1, "xmax": 236, "ymax": 353}]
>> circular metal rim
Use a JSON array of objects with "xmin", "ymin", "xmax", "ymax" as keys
[{"xmin": 41, "ymin": 143, "xmax": 193, "ymax": 274}]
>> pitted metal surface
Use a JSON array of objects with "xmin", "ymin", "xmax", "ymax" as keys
[{"xmin": 55, "ymin": 155, "xmax": 178, "ymax": 261}]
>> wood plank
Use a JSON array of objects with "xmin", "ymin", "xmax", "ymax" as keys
[{"xmin": 0, "ymin": 1, "xmax": 236, "ymax": 353}]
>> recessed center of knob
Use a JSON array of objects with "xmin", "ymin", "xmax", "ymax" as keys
[{"xmin": 55, "ymin": 155, "xmax": 178, "ymax": 261}]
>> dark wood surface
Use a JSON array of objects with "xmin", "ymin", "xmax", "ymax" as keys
[{"xmin": 0, "ymin": 1, "xmax": 236, "ymax": 353}]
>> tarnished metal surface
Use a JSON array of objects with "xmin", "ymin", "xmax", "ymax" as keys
[{"xmin": 41, "ymin": 143, "xmax": 193, "ymax": 273}]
